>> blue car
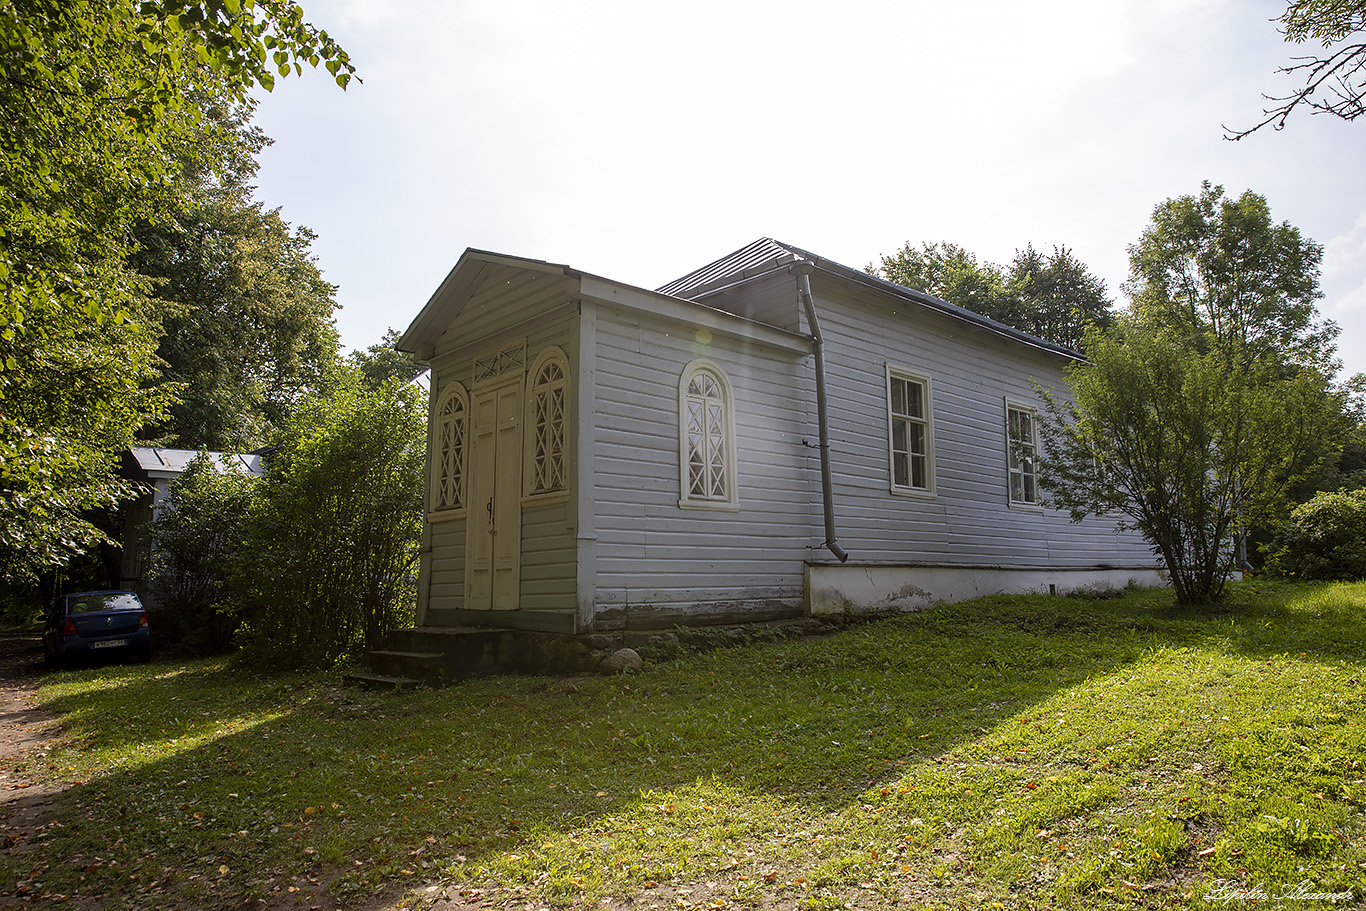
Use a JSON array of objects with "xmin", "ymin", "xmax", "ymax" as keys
[{"xmin": 43, "ymin": 590, "xmax": 152, "ymax": 666}]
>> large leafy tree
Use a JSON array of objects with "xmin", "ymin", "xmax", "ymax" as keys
[
  {"xmin": 132, "ymin": 103, "xmax": 341, "ymax": 451},
  {"xmin": 0, "ymin": 0, "xmax": 353, "ymax": 580},
  {"xmin": 870, "ymin": 241, "xmax": 1112, "ymax": 349},
  {"xmin": 1040, "ymin": 184, "xmax": 1349, "ymax": 604},
  {"xmin": 1230, "ymin": 0, "xmax": 1366, "ymax": 138}
]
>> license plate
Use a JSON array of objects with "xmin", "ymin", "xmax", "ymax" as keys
[{"xmin": 91, "ymin": 639, "xmax": 127, "ymax": 649}]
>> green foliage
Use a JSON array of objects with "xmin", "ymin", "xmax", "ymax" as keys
[
  {"xmin": 144, "ymin": 452, "xmax": 260, "ymax": 653},
  {"xmin": 0, "ymin": 303, "xmax": 174, "ymax": 582},
  {"xmin": 1267, "ymin": 487, "xmax": 1366, "ymax": 580},
  {"xmin": 1126, "ymin": 182, "xmax": 1334, "ymax": 372},
  {"xmin": 132, "ymin": 116, "xmax": 342, "ymax": 450},
  {"xmin": 348, "ymin": 328, "xmax": 426, "ymax": 391},
  {"xmin": 0, "ymin": 1, "xmax": 351, "ymax": 576},
  {"xmin": 870, "ymin": 241, "xmax": 1113, "ymax": 349},
  {"xmin": 872, "ymin": 241, "xmax": 1008, "ymax": 320},
  {"xmin": 235, "ymin": 373, "xmax": 425, "ymax": 666},
  {"xmin": 1040, "ymin": 184, "xmax": 1347, "ymax": 604}
]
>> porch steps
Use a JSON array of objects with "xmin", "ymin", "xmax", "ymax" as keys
[{"xmin": 356, "ymin": 625, "xmax": 601, "ymax": 685}]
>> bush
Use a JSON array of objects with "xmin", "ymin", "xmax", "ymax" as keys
[
  {"xmin": 145, "ymin": 454, "xmax": 259, "ymax": 654},
  {"xmin": 236, "ymin": 377, "xmax": 425, "ymax": 667},
  {"xmin": 1266, "ymin": 488, "xmax": 1366, "ymax": 581}
]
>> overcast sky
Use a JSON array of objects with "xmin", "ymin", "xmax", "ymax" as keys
[{"xmin": 250, "ymin": 0, "xmax": 1366, "ymax": 378}]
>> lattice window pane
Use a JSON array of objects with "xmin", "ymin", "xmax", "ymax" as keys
[
  {"xmin": 436, "ymin": 388, "xmax": 466, "ymax": 510},
  {"xmin": 529, "ymin": 353, "xmax": 569, "ymax": 495}
]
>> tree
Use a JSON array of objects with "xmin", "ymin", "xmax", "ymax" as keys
[
  {"xmin": 871, "ymin": 242, "xmax": 1010, "ymax": 322},
  {"xmin": 235, "ymin": 371, "xmax": 425, "ymax": 666},
  {"xmin": 1125, "ymin": 182, "xmax": 1336, "ymax": 373},
  {"xmin": 0, "ymin": 303, "xmax": 175, "ymax": 582},
  {"xmin": 1229, "ymin": 0, "xmax": 1366, "ymax": 138},
  {"xmin": 0, "ymin": 1, "xmax": 353, "ymax": 578},
  {"xmin": 870, "ymin": 241, "xmax": 1113, "ymax": 349},
  {"xmin": 144, "ymin": 452, "xmax": 260, "ymax": 653},
  {"xmin": 348, "ymin": 329, "xmax": 426, "ymax": 391},
  {"xmin": 132, "ymin": 102, "xmax": 341, "ymax": 451},
  {"xmin": 1039, "ymin": 184, "xmax": 1348, "ymax": 604},
  {"xmin": 1005, "ymin": 245, "xmax": 1114, "ymax": 350}
]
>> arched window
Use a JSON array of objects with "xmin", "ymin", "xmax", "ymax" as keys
[
  {"xmin": 432, "ymin": 383, "xmax": 468, "ymax": 512},
  {"xmin": 678, "ymin": 359, "xmax": 739, "ymax": 510},
  {"xmin": 526, "ymin": 347, "xmax": 570, "ymax": 496}
]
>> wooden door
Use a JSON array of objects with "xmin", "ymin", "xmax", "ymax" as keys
[{"xmin": 465, "ymin": 377, "xmax": 523, "ymax": 611}]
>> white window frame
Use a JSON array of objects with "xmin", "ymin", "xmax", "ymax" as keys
[
  {"xmin": 430, "ymin": 381, "xmax": 469, "ymax": 519},
  {"xmin": 1005, "ymin": 398, "xmax": 1042, "ymax": 508},
  {"xmin": 678, "ymin": 358, "xmax": 740, "ymax": 511},
  {"xmin": 885, "ymin": 364, "xmax": 936, "ymax": 498},
  {"xmin": 523, "ymin": 346, "xmax": 571, "ymax": 503}
]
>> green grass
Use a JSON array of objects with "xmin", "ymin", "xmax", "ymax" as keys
[{"xmin": 4, "ymin": 581, "xmax": 1366, "ymax": 909}]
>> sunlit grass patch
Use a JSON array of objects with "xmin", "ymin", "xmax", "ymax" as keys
[{"xmin": 7, "ymin": 581, "xmax": 1366, "ymax": 909}]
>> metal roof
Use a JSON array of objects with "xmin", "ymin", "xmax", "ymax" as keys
[
  {"xmin": 128, "ymin": 447, "xmax": 265, "ymax": 477},
  {"xmin": 657, "ymin": 237, "xmax": 1082, "ymax": 360}
]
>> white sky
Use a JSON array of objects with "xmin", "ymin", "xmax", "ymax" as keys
[{"xmin": 251, "ymin": 0, "xmax": 1366, "ymax": 379}]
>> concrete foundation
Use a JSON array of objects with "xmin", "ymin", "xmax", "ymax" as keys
[{"xmin": 805, "ymin": 562, "xmax": 1165, "ymax": 616}]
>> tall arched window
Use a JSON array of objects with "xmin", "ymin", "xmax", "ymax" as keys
[
  {"xmin": 432, "ymin": 383, "xmax": 468, "ymax": 513},
  {"xmin": 678, "ymin": 359, "xmax": 739, "ymax": 510},
  {"xmin": 526, "ymin": 347, "xmax": 570, "ymax": 497}
]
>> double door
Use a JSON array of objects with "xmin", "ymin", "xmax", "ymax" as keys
[{"xmin": 466, "ymin": 376, "xmax": 522, "ymax": 611}]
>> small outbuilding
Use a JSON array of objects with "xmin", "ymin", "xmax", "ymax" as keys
[
  {"xmin": 396, "ymin": 239, "xmax": 1160, "ymax": 635},
  {"xmin": 118, "ymin": 447, "xmax": 265, "ymax": 599}
]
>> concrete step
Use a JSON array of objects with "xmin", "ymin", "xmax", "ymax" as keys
[
  {"xmin": 342, "ymin": 672, "xmax": 424, "ymax": 691},
  {"xmin": 367, "ymin": 648, "xmax": 444, "ymax": 680}
]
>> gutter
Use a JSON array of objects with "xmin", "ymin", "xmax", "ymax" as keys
[{"xmin": 793, "ymin": 262, "xmax": 849, "ymax": 563}]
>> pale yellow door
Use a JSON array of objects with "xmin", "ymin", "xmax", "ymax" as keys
[{"xmin": 466, "ymin": 377, "xmax": 523, "ymax": 611}]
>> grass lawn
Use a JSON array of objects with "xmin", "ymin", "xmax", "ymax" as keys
[{"xmin": 3, "ymin": 580, "xmax": 1365, "ymax": 910}]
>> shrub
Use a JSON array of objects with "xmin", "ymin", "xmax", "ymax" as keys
[
  {"xmin": 1266, "ymin": 487, "xmax": 1366, "ymax": 581},
  {"xmin": 145, "ymin": 454, "xmax": 260, "ymax": 654},
  {"xmin": 236, "ymin": 377, "xmax": 424, "ymax": 667}
]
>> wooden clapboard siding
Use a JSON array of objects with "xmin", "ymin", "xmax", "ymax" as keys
[
  {"xmin": 799, "ymin": 272, "xmax": 1152, "ymax": 569},
  {"xmin": 589, "ymin": 305, "xmax": 816, "ymax": 613}
]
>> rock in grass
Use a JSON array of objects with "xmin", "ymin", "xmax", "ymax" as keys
[{"xmin": 600, "ymin": 647, "xmax": 643, "ymax": 674}]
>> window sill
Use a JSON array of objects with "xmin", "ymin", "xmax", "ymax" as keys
[
  {"xmin": 890, "ymin": 486, "xmax": 937, "ymax": 500},
  {"xmin": 678, "ymin": 498, "xmax": 741, "ymax": 512},
  {"xmin": 522, "ymin": 490, "xmax": 571, "ymax": 507},
  {"xmin": 1007, "ymin": 499, "xmax": 1044, "ymax": 512}
]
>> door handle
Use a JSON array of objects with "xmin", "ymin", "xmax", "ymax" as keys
[{"xmin": 486, "ymin": 497, "xmax": 495, "ymax": 534}]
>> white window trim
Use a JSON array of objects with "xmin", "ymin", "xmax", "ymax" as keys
[
  {"xmin": 429, "ymin": 381, "xmax": 469, "ymax": 521},
  {"xmin": 678, "ymin": 358, "xmax": 740, "ymax": 511},
  {"xmin": 885, "ymin": 363, "xmax": 936, "ymax": 499},
  {"xmin": 1004, "ymin": 397, "xmax": 1043, "ymax": 510},
  {"xmin": 522, "ymin": 346, "xmax": 572, "ymax": 504}
]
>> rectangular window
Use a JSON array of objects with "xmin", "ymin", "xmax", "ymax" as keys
[
  {"xmin": 1007, "ymin": 403, "xmax": 1039, "ymax": 505},
  {"xmin": 887, "ymin": 367, "xmax": 933, "ymax": 495}
]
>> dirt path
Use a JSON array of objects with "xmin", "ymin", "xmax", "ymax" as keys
[{"xmin": 0, "ymin": 636, "xmax": 64, "ymax": 828}]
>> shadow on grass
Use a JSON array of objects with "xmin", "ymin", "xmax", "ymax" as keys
[{"xmin": 6, "ymin": 581, "xmax": 1365, "ymax": 908}]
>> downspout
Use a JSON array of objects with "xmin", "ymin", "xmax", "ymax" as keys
[{"xmin": 793, "ymin": 262, "xmax": 849, "ymax": 563}]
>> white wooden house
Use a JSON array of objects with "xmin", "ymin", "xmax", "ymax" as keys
[{"xmin": 396, "ymin": 239, "xmax": 1161, "ymax": 634}]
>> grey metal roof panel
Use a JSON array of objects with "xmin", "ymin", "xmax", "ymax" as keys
[
  {"xmin": 659, "ymin": 237, "xmax": 1081, "ymax": 360},
  {"xmin": 128, "ymin": 447, "xmax": 265, "ymax": 477},
  {"xmin": 655, "ymin": 238, "xmax": 801, "ymax": 298}
]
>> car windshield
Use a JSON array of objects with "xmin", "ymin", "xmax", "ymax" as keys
[{"xmin": 67, "ymin": 593, "xmax": 142, "ymax": 614}]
